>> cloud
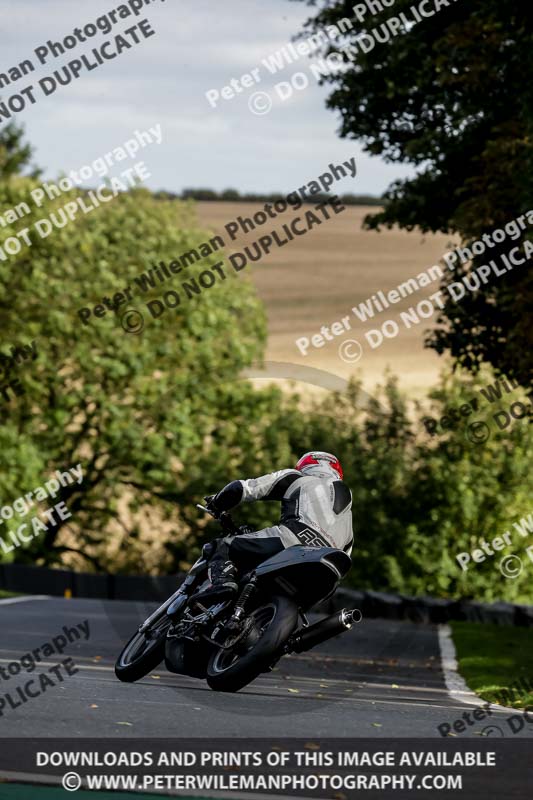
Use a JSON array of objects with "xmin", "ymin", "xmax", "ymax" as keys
[{"xmin": 1, "ymin": 0, "xmax": 413, "ymax": 194}]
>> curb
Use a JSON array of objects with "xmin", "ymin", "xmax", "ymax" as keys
[{"xmin": 322, "ymin": 588, "xmax": 533, "ymax": 627}]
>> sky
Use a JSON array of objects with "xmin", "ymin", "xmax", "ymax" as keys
[{"xmin": 2, "ymin": 0, "xmax": 413, "ymax": 196}]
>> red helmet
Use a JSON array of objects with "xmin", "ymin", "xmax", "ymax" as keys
[{"xmin": 295, "ymin": 451, "xmax": 343, "ymax": 480}]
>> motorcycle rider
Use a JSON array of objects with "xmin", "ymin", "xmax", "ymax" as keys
[{"xmin": 195, "ymin": 451, "xmax": 353, "ymax": 600}]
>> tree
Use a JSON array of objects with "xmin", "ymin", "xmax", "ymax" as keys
[
  {"xmin": 0, "ymin": 180, "xmax": 288, "ymax": 572},
  {"xmin": 292, "ymin": 0, "xmax": 533, "ymax": 385},
  {"xmin": 220, "ymin": 188, "xmax": 241, "ymax": 201},
  {"xmin": 0, "ymin": 121, "xmax": 41, "ymax": 179},
  {"xmin": 291, "ymin": 374, "xmax": 532, "ymax": 604}
]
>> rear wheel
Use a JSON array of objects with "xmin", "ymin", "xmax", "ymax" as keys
[
  {"xmin": 115, "ymin": 615, "xmax": 172, "ymax": 683},
  {"xmin": 206, "ymin": 595, "xmax": 298, "ymax": 693}
]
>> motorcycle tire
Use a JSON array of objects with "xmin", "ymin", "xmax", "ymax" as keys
[
  {"xmin": 206, "ymin": 595, "xmax": 298, "ymax": 693},
  {"xmin": 115, "ymin": 615, "xmax": 172, "ymax": 683}
]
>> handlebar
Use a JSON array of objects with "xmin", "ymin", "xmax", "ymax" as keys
[
  {"xmin": 196, "ymin": 501, "xmax": 240, "ymax": 536},
  {"xmin": 196, "ymin": 503, "xmax": 216, "ymax": 518}
]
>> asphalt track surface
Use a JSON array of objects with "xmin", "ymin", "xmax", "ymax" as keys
[{"xmin": 0, "ymin": 596, "xmax": 531, "ymax": 740}]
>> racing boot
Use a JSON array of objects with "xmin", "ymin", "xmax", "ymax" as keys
[{"xmin": 191, "ymin": 559, "xmax": 238, "ymax": 603}]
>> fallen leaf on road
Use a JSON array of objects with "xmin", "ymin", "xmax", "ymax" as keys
[
  {"xmin": 93, "ymin": 656, "xmax": 102, "ymax": 662},
  {"xmin": 288, "ymin": 688, "xmax": 300, "ymax": 693},
  {"xmin": 391, "ymin": 683, "xmax": 400, "ymax": 688},
  {"xmin": 305, "ymin": 743, "xmax": 320, "ymax": 750},
  {"xmin": 90, "ymin": 704, "xmax": 98, "ymax": 709},
  {"xmin": 372, "ymin": 723, "xmax": 382, "ymax": 728},
  {"xmin": 151, "ymin": 675, "xmax": 161, "ymax": 679},
  {"xmin": 116, "ymin": 722, "xmax": 132, "ymax": 726}
]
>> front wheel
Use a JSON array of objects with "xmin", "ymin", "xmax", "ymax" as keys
[
  {"xmin": 115, "ymin": 615, "xmax": 172, "ymax": 683},
  {"xmin": 206, "ymin": 595, "xmax": 298, "ymax": 693}
]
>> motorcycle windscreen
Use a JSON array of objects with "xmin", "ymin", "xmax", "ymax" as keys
[{"xmin": 255, "ymin": 546, "xmax": 351, "ymax": 608}]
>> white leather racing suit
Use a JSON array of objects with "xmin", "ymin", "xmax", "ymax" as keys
[{"xmin": 213, "ymin": 468, "xmax": 354, "ymax": 563}]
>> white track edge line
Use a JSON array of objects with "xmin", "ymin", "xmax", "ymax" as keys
[{"xmin": 0, "ymin": 595, "xmax": 50, "ymax": 605}]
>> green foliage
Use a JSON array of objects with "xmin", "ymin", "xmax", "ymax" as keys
[
  {"xmin": 0, "ymin": 121, "xmax": 41, "ymax": 179},
  {"xmin": 292, "ymin": 0, "xmax": 533, "ymax": 385},
  {"xmin": 286, "ymin": 373, "xmax": 532, "ymax": 603},
  {"xmin": 0, "ymin": 179, "xmax": 274, "ymax": 572}
]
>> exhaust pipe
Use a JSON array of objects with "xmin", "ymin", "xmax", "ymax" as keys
[{"xmin": 289, "ymin": 608, "xmax": 362, "ymax": 654}]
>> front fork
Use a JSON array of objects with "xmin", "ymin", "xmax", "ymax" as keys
[{"xmin": 138, "ymin": 556, "xmax": 208, "ymax": 633}]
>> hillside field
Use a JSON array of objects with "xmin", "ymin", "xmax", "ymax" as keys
[{"xmin": 196, "ymin": 202, "xmax": 458, "ymax": 398}]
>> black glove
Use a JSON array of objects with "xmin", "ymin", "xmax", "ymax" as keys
[{"xmin": 204, "ymin": 494, "xmax": 219, "ymax": 515}]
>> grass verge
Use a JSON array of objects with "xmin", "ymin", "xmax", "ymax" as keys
[{"xmin": 450, "ymin": 621, "xmax": 533, "ymax": 709}]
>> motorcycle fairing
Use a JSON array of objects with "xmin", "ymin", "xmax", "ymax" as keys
[{"xmin": 254, "ymin": 545, "xmax": 351, "ymax": 608}]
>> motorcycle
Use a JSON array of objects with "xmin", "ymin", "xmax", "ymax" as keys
[{"xmin": 115, "ymin": 500, "xmax": 361, "ymax": 692}]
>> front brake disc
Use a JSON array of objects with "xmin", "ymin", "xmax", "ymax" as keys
[{"xmin": 219, "ymin": 615, "xmax": 257, "ymax": 650}]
